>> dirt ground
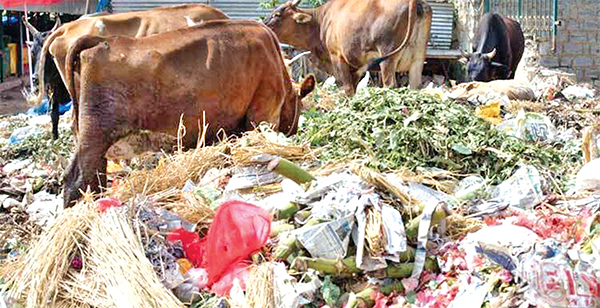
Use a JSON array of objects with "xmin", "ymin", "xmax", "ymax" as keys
[{"xmin": 0, "ymin": 76, "xmax": 33, "ymax": 116}]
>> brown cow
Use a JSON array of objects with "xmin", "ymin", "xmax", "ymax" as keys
[
  {"xmin": 32, "ymin": 4, "xmax": 230, "ymax": 140},
  {"xmin": 62, "ymin": 20, "xmax": 315, "ymax": 206},
  {"xmin": 264, "ymin": 0, "xmax": 432, "ymax": 96}
]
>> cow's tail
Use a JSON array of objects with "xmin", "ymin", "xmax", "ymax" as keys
[
  {"xmin": 65, "ymin": 35, "xmax": 107, "ymax": 134},
  {"xmin": 357, "ymin": 0, "xmax": 417, "ymax": 76}
]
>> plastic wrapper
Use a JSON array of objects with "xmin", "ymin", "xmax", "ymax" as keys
[
  {"xmin": 476, "ymin": 165, "xmax": 544, "ymax": 214},
  {"xmin": 448, "ymin": 276, "xmax": 488, "ymax": 308},
  {"xmin": 453, "ymin": 175, "xmax": 488, "ymax": 203},
  {"xmin": 294, "ymin": 172, "xmax": 369, "ymax": 216},
  {"xmin": 210, "ymin": 261, "xmax": 252, "ymax": 297},
  {"xmin": 26, "ymin": 98, "xmax": 72, "ymax": 116},
  {"xmin": 475, "ymin": 100, "xmax": 503, "ymax": 125},
  {"xmin": 204, "ymin": 200, "xmax": 271, "ymax": 285},
  {"xmin": 96, "ymin": 197, "xmax": 122, "ymax": 213},
  {"xmin": 517, "ymin": 240, "xmax": 600, "ymax": 308},
  {"xmin": 582, "ymin": 125, "xmax": 600, "ymax": 164},
  {"xmin": 388, "ymin": 179, "xmax": 454, "ymax": 209},
  {"xmin": 2, "ymin": 159, "xmax": 32, "ymax": 175},
  {"xmin": 140, "ymin": 205, "xmax": 196, "ymax": 233},
  {"xmin": 225, "ymin": 165, "xmax": 282, "ymax": 191},
  {"xmin": 575, "ymin": 159, "xmax": 600, "ymax": 192},
  {"xmin": 26, "ymin": 191, "xmax": 63, "ymax": 227},
  {"xmin": 8, "ymin": 126, "xmax": 43, "ymax": 145},
  {"xmin": 460, "ymin": 224, "xmax": 540, "ymax": 271},
  {"xmin": 273, "ymin": 262, "xmax": 321, "ymax": 308},
  {"xmin": 497, "ymin": 110, "xmax": 557, "ymax": 142},
  {"xmin": 561, "ymin": 85, "xmax": 596, "ymax": 100},
  {"xmin": 167, "ymin": 229, "xmax": 205, "ymax": 268}
]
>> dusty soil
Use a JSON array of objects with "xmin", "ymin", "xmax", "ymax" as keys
[{"xmin": 0, "ymin": 76, "xmax": 32, "ymax": 116}]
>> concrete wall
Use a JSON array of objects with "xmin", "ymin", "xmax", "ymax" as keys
[
  {"xmin": 546, "ymin": 0, "xmax": 600, "ymax": 86},
  {"xmin": 454, "ymin": 0, "xmax": 600, "ymax": 86}
]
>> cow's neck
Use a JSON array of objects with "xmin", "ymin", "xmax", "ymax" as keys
[{"xmin": 297, "ymin": 7, "xmax": 329, "ymax": 69}]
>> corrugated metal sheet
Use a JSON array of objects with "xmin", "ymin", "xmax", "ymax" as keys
[
  {"xmin": 113, "ymin": 0, "xmax": 455, "ymax": 50},
  {"xmin": 0, "ymin": 0, "xmax": 98, "ymax": 14},
  {"xmin": 428, "ymin": 1, "xmax": 454, "ymax": 50},
  {"xmin": 113, "ymin": 0, "xmax": 309, "ymax": 18},
  {"xmin": 113, "ymin": 0, "xmax": 207, "ymax": 13}
]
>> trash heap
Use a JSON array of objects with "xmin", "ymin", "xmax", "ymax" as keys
[{"xmin": 0, "ymin": 71, "xmax": 599, "ymax": 308}]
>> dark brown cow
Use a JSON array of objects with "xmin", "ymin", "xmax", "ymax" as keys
[
  {"xmin": 62, "ymin": 20, "xmax": 315, "ymax": 206},
  {"xmin": 264, "ymin": 0, "xmax": 432, "ymax": 96},
  {"xmin": 32, "ymin": 4, "xmax": 230, "ymax": 140}
]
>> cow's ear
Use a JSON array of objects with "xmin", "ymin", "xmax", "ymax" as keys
[
  {"xmin": 292, "ymin": 12, "xmax": 312, "ymax": 24},
  {"xmin": 299, "ymin": 74, "xmax": 316, "ymax": 98}
]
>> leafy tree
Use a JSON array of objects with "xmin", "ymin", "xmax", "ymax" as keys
[{"xmin": 259, "ymin": 0, "xmax": 325, "ymax": 10}]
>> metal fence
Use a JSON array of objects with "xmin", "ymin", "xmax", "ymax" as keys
[{"xmin": 484, "ymin": 0, "xmax": 557, "ymax": 39}]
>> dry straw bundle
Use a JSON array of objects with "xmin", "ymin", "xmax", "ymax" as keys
[
  {"xmin": 66, "ymin": 207, "xmax": 184, "ymax": 308},
  {"xmin": 245, "ymin": 262, "xmax": 275, "ymax": 308},
  {"xmin": 5, "ymin": 198, "xmax": 184, "ymax": 308},
  {"xmin": 108, "ymin": 126, "xmax": 315, "ymax": 204},
  {"xmin": 108, "ymin": 142, "xmax": 229, "ymax": 205},
  {"xmin": 5, "ymin": 201, "xmax": 96, "ymax": 308}
]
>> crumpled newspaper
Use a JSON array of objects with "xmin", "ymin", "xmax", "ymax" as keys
[{"xmin": 273, "ymin": 262, "xmax": 321, "ymax": 308}]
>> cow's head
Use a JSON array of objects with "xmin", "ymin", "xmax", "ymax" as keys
[
  {"xmin": 280, "ymin": 74, "xmax": 315, "ymax": 135},
  {"xmin": 264, "ymin": 0, "xmax": 314, "ymax": 49},
  {"xmin": 462, "ymin": 48, "xmax": 509, "ymax": 82},
  {"xmin": 23, "ymin": 16, "xmax": 61, "ymax": 94}
]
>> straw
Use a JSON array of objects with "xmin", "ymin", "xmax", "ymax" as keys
[{"xmin": 245, "ymin": 262, "xmax": 274, "ymax": 308}]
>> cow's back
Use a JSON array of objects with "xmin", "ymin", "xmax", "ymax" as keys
[
  {"xmin": 320, "ymin": 0, "xmax": 427, "ymax": 68},
  {"xmin": 47, "ymin": 4, "xmax": 229, "ymax": 90},
  {"xmin": 501, "ymin": 16, "xmax": 525, "ymax": 73},
  {"xmin": 77, "ymin": 20, "xmax": 292, "ymax": 146}
]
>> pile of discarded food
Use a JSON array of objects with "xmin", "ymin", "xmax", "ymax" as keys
[{"xmin": 1, "ymin": 72, "xmax": 599, "ymax": 308}]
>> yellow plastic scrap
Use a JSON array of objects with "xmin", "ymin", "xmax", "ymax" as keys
[
  {"xmin": 107, "ymin": 160, "xmax": 124, "ymax": 174},
  {"xmin": 422, "ymin": 88, "xmax": 447, "ymax": 100},
  {"xmin": 177, "ymin": 258, "xmax": 194, "ymax": 274},
  {"xmin": 475, "ymin": 101, "xmax": 503, "ymax": 125}
]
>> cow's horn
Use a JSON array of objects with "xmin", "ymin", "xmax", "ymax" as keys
[
  {"xmin": 484, "ymin": 48, "xmax": 497, "ymax": 60},
  {"xmin": 291, "ymin": 0, "xmax": 302, "ymax": 6},
  {"xmin": 51, "ymin": 17, "xmax": 61, "ymax": 32},
  {"xmin": 22, "ymin": 16, "xmax": 40, "ymax": 36},
  {"xmin": 460, "ymin": 49, "xmax": 471, "ymax": 58}
]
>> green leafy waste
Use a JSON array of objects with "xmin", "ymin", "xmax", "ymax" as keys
[
  {"xmin": 0, "ymin": 127, "xmax": 74, "ymax": 165},
  {"xmin": 298, "ymin": 87, "xmax": 581, "ymax": 189}
]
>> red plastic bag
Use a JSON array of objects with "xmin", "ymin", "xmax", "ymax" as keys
[
  {"xmin": 205, "ymin": 200, "xmax": 271, "ymax": 285},
  {"xmin": 210, "ymin": 260, "xmax": 252, "ymax": 297},
  {"xmin": 96, "ymin": 198, "xmax": 122, "ymax": 213},
  {"xmin": 167, "ymin": 229, "xmax": 206, "ymax": 268}
]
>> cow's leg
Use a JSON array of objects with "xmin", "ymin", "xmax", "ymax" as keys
[
  {"xmin": 408, "ymin": 58, "xmax": 424, "ymax": 90},
  {"xmin": 331, "ymin": 56, "xmax": 356, "ymax": 96},
  {"xmin": 63, "ymin": 87, "xmax": 116, "ymax": 207},
  {"xmin": 63, "ymin": 133, "xmax": 112, "ymax": 207},
  {"xmin": 380, "ymin": 59, "xmax": 397, "ymax": 89},
  {"xmin": 50, "ymin": 80, "xmax": 71, "ymax": 140}
]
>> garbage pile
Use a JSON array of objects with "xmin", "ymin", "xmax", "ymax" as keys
[{"xmin": 0, "ymin": 72, "xmax": 599, "ymax": 308}]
